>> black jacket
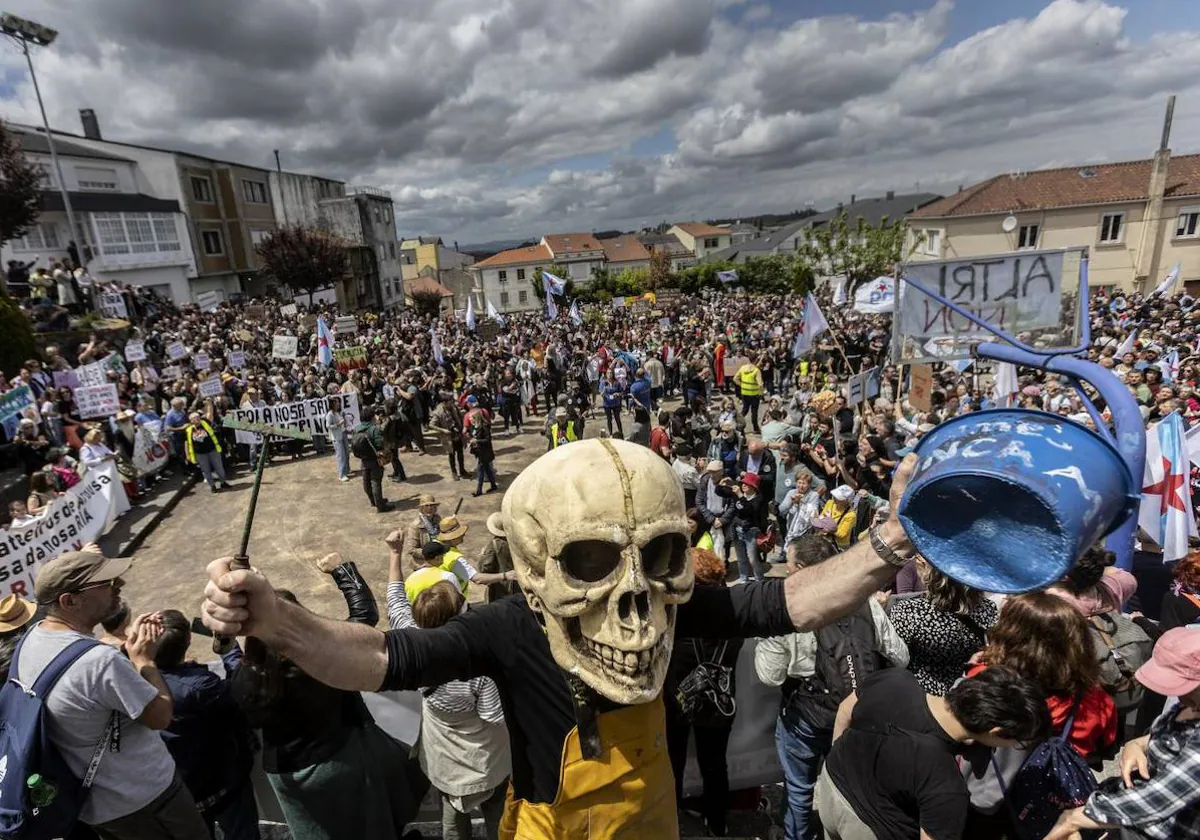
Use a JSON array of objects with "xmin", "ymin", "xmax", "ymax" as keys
[{"xmin": 737, "ymin": 448, "xmax": 778, "ymax": 500}]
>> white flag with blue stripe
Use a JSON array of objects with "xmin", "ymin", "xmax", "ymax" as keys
[
  {"xmin": 430, "ymin": 326, "xmax": 444, "ymax": 365},
  {"xmin": 543, "ymin": 271, "xmax": 567, "ymax": 295},
  {"xmin": 465, "ymin": 294, "xmax": 476, "ymax": 331},
  {"xmin": 569, "ymin": 300, "xmax": 583, "ymax": 326},
  {"xmin": 791, "ymin": 293, "xmax": 829, "ymax": 357},
  {"xmin": 717, "ymin": 270, "xmax": 739, "ymax": 285},
  {"xmin": 1139, "ymin": 411, "xmax": 1197, "ymax": 562},
  {"xmin": 486, "ymin": 298, "xmax": 505, "ymax": 325},
  {"xmin": 1154, "ymin": 261, "xmax": 1181, "ymax": 296}
]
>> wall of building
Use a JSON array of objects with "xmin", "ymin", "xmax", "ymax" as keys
[
  {"xmin": 268, "ymin": 172, "xmax": 346, "ymax": 229},
  {"xmin": 475, "ymin": 265, "xmax": 541, "ymax": 312}
]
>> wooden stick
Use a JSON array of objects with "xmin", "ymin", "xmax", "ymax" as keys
[{"xmin": 213, "ymin": 439, "xmax": 269, "ymax": 655}]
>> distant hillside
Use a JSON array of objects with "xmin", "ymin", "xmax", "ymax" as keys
[{"xmin": 707, "ymin": 208, "xmax": 818, "ymax": 228}]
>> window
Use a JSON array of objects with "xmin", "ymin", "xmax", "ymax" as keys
[
  {"xmin": 517, "ymin": 268, "xmax": 526, "ymax": 280},
  {"xmin": 88, "ymin": 212, "xmax": 182, "ymax": 256},
  {"xmin": 388, "ymin": 242, "xmax": 396, "ymax": 259},
  {"xmin": 1176, "ymin": 208, "xmax": 1200, "ymax": 239},
  {"xmin": 250, "ymin": 229, "xmax": 271, "ymax": 246},
  {"xmin": 498, "ymin": 270, "xmax": 508, "ymax": 282},
  {"xmin": 374, "ymin": 205, "xmax": 381, "ymax": 222},
  {"xmin": 76, "ymin": 166, "xmax": 118, "ymax": 191},
  {"xmin": 1099, "ymin": 212, "xmax": 1124, "ymax": 244},
  {"xmin": 518, "ymin": 290, "xmax": 528, "ymax": 304},
  {"xmin": 241, "ymin": 179, "xmax": 268, "ymax": 204},
  {"xmin": 191, "ymin": 176, "xmax": 214, "ymax": 203},
  {"xmin": 704, "ymin": 237, "xmax": 719, "ymax": 249},
  {"xmin": 1017, "ymin": 224, "xmax": 1039, "ymax": 249},
  {"xmin": 378, "ymin": 244, "xmax": 385, "ymax": 263},
  {"xmin": 10, "ymin": 223, "xmax": 60, "ymax": 251},
  {"xmin": 923, "ymin": 229, "xmax": 941, "ymax": 256},
  {"xmin": 201, "ymin": 230, "xmax": 224, "ymax": 255}
]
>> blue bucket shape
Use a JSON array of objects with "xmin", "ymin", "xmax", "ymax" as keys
[{"xmin": 898, "ymin": 409, "xmax": 1138, "ymax": 594}]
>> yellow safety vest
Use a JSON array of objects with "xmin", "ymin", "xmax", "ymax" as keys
[
  {"xmin": 184, "ymin": 419, "xmax": 222, "ymax": 463},
  {"xmin": 442, "ymin": 547, "xmax": 471, "ymax": 596},
  {"xmin": 696, "ymin": 531, "xmax": 715, "ymax": 552},
  {"xmin": 737, "ymin": 365, "xmax": 762, "ymax": 397},
  {"xmin": 550, "ymin": 421, "xmax": 578, "ymax": 449}
]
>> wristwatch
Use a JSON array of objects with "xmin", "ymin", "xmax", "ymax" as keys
[{"xmin": 869, "ymin": 524, "xmax": 915, "ymax": 569}]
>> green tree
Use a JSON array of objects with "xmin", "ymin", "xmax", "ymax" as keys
[
  {"xmin": 409, "ymin": 288, "xmax": 444, "ymax": 318},
  {"xmin": 0, "ymin": 122, "xmax": 43, "ymax": 298},
  {"xmin": 648, "ymin": 248, "xmax": 673, "ymax": 290},
  {"xmin": 800, "ymin": 211, "xmax": 912, "ymax": 290},
  {"xmin": 255, "ymin": 225, "xmax": 350, "ymax": 305}
]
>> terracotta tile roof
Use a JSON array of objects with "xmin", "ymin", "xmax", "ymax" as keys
[
  {"xmin": 673, "ymin": 221, "xmax": 728, "ymax": 236},
  {"xmin": 472, "ymin": 243, "xmax": 552, "ymax": 268},
  {"xmin": 911, "ymin": 154, "xmax": 1200, "ymax": 219},
  {"xmin": 543, "ymin": 232, "xmax": 604, "ymax": 256},
  {"xmin": 600, "ymin": 234, "xmax": 650, "ymax": 263},
  {"xmin": 404, "ymin": 276, "xmax": 454, "ymax": 298}
]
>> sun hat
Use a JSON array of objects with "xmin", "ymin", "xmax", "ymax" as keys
[
  {"xmin": 1135, "ymin": 626, "xmax": 1200, "ymax": 696},
  {"xmin": 0, "ymin": 594, "xmax": 36, "ymax": 633},
  {"xmin": 831, "ymin": 485, "xmax": 854, "ymax": 502},
  {"xmin": 35, "ymin": 550, "xmax": 131, "ymax": 606},
  {"xmin": 438, "ymin": 515, "xmax": 469, "ymax": 541},
  {"xmin": 740, "ymin": 473, "xmax": 760, "ymax": 490},
  {"xmin": 419, "ymin": 494, "xmax": 438, "ymax": 507},
  {"xmin": 486, "ymin": 511, "xmax": 506, "ymax": 538},
  {"xmin": 705, "ymin": 459, "xmax": 724, "ymax": 473}
]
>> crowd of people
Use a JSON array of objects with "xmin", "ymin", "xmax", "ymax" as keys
[{"xmin": 1, "ymin": 272, "xmax": 1199, "ymax": 840}]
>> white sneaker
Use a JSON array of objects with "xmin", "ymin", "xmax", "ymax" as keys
[{"xmin": 339, "ymin": 476, "xmax": 350, "ymax": 482}]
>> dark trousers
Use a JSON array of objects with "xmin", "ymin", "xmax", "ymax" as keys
[
  {"xmin": 666, "ymin": 715, "xmax": 733, "ymax": 835},
  {"xmin": 390, "ymin": 450, "xmax": 407, "ymax": 480},
  {"xmin": 741, "ymin": 395, "xmax": 762, "ymax": 432},
  {"xmin": 202, "ymin": 779, "xmax": 260, "ymax": 840},
  {"xmin": 545, "ymin": 390, "xmax": 559, "ymax": 413},
  {"xmin": 475, "ymin": 459, "xmax": 498, "ymax": 494},
  {"xmin": 91, "ymin": 774, "xmax": 209, "ymax": 840},
  {"xmin": 448, "ymin": 439, "xmax": 466, "ymax": 476},
  {"xmin": 408, "ymin": 420, "xmax": 426, "ymax": 453},
  {"xmin": 361, "ymin": 458, "xmax": 385, "ymax": 509},
  {"xmin": 604, "ymin": 406, "xmax": 624, "ymax": 437}
]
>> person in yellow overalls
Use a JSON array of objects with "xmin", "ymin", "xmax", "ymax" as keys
[
  {"xmin": 735, "ymin": 355, "xmax": 764, "ymax": 434},
  {"xmin": 185, "ymin": 412, "xmax": 229, "ymax": 493},
  {"xmin": 548, "ymin": 407, "xmax": 579, "ymax": 451}
]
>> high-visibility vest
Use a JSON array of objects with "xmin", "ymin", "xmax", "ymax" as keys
[
  {"xmin": 442, "ymin": 548, "xmax": 471, "ymax": 596},
  {"xmin": 697, "ymin": 531, "xmax": 715, "ymax": 551},
  {"xmin": 737, "ymin": 365, "xmax": 762, "ymax": 397},
  {"xmin": 184, "ymin": 419, "xmax": 222, "ymax": 463},
  {"xmin": 550, "ymin": 421, "xmax": 578, "ymax": 448}
]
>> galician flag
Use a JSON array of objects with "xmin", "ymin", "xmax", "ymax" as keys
[
  {"xmin": 316, "ymin": 317, "xmax": 334, "ymax": 367},
  {"xmin": 543, "ymin": 275, "xmax": 559, "ymax": 321},
  {"xmin": 717, "ymin": 270, "xmax": 738, "ymax": 284},
  {"xmin": 430, "ymin": 325, "xmax": 444, "ymax": 365},
  {"xmin": 1139, "ymin": 411, "xmax": 1197, "ymax": 563},
  {"xmin": 791, "ymin": 293, "xmax": 829, "ymax": 357},
  {"xmin": 569, "ymin": 300, "xmax": 583, "ymax": 326},
  {"xmin": 543, "ymin": 271, "xmax": 567, "ymax": 295},
  {"xmin": 1154, "ymin": 261, "xmax": 1181, "ymax": 296},
  {"xmin": 486, "ymin": 298, "xmax": 505, "ymax": 325},
  {"xmin": 465, "ymin": 295, "xmax": 476, "ymax": 331}
]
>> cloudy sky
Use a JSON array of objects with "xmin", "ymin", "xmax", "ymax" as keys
[{"xmin": 2, "ymin": 0, "xmax": 1200, "ymax": 246}]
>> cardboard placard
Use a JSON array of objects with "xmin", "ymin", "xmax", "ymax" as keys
[
  {"xmin": 52, "ymin": 369, "xmax": 80, "ymax": 391},
  {"xmin": 160, "ymin": 365, "xmax": 182, "ymax": 381},
  {"xmin": 280, "ymin": 303, "xmax": 298, "ymax": 317},
  {"xmin": 229, "ymin": 350, "xmax": 246, "ymax": 370},
  {"xmin": 97, "ymin": 291, "xmax": 128, "ymax": 320},
  {"xmin": 196, "ymin": 290, "xmax": 223, "ymax": 313},
  {"xmin": 0, "ymin": 385, "xmax": 35, "ymax": 423},
  {"xmin": 908, "ymin": 364, "xmax": 934, "ymax": 412},
  {"xmin": 76, "ymin": 384, "xmax": 120, "ymax": 419},
  {"xmin": 74, "ymin": 362, "xmax": 107, "ymax": 388},
  {"xmin": 193, "ymin": 352, "xmax": 211, "ymax": 371},
  {"xmin": 167, "ymin": 341, "xmax": 188, "ymax": 360},
  {"xmin": 244, "ymin": 305, "xmax": 266, "ymax": 321},
  {"xmin": 332, "ymin": 346, "xmax": 368, "ymax": 372},
  {"xmin": 199, "ymin": 376, "xmax": 224, "ymax": 398},
  {"xmin": 124, "ymin": 339, "xmax": 146, "ymax": 362},
  {"xmin": 335, "ymin": 316, "xmax": 357, "ymax": 334},
  {"xmin": 102, "ymin": 353, "xmax": 126, "ymax": 376},
  {"xmin": 273, "ymin": 335, "xmax": 299, "ymax": 359},
  {"xmin": 132, "ymin": 420, "xmax": 169, "ymax": 477}
]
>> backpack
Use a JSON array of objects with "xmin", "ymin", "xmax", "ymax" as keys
[
  {"xmin": 786, "ymin": 602, "xmax": 886, "ymax": 730},
  {"xmin": 0, "ymin": 636, "xmax": 118, "ymax": 840},
  {"xmin": 994, "ymin": 693, "xmax": 1098, "ymax": 840},
  {"xmin": 674, "ymin": 640, "xmax": 736, "ymax": 727},
  {"xmin": 349, "ymin": 427, "xmax": 376, "ymax": 460},
  {"xmin": 1088, "ymin": 611, "xmax": 1152, "ymax": 713}
]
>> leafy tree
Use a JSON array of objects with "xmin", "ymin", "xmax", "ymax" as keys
[
  {"xmin": 800, "ymin": 211, "xmax": 911, "ymax": 291},
  {"xmin": 614, "ymin": 267, "xmax": 649, "ymax": 296},
  {"xmin": 0, "ymin": 122, "xmax": 43, "ymax": 296},
  {"xmin": 0, "ymin": 297, "xmax": 39, "ymax": 377},
  {"xmin": 409, "ymin": 288, "xmax": 444, "ymax": 318},
  {"xmin": 648, "ymin": 248, "xmax": 673, "ymax": 290},
  {"xmin": 255, "ymin": 225, "xmax": 350, "ymax": 305}
]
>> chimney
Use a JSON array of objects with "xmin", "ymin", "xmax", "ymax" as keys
[
  {"xmin": 80, "ymin": 108, "xmax": 101, "ymax": 140},
  {"xmin": 1136, "ymin": 95, "xmax": 1176, "ymax": 287},
  {"xmin": 850, "ymin": 194, "xmax": 856, "ymax": 204},
  {"xmin": 886, "ymin": 190, "xmax": 895, "ymax": 201}
]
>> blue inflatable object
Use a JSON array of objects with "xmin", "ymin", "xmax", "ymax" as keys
[{"xmin": 898, "ymin": 409, "xmax": 1138, "ymax": 594}]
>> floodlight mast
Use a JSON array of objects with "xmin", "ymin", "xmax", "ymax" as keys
[{"xmin": 2, "ymin": 12, "xmax": 79, "ymax": 262}]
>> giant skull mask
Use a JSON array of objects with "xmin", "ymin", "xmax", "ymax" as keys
[{"xmin": 503, "ymin": 438, "xmax": 694, "ymax": 705}]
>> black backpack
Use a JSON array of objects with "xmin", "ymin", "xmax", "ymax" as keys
[
  {"xmin": 349, "ymin": 427, "xmax": 376, "ymax": 460},
  {"xmin": 787, "ymin": 602, "xmax": 886, "ymax": 730}
]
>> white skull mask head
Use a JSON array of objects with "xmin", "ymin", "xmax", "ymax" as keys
[{"xmin": 502, "ymin": 438, "xmax": 693, "ymax": 704}]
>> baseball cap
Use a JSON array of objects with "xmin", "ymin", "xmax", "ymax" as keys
[
  {"xmin": 422, "ymin": 541, "xmax": 449, "ymax": 561},
  {"xmin": 1136, "ymin": 627, "xmax": 1200, "ymax": 696},
  {"xmin": 35, "ymin": 550, "xmax": 131, "ymax": 606}
]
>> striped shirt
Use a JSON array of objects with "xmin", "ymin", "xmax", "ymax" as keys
[{"xmin": 386, "ymin": 582, "xmax": 504, "ymax": 723}]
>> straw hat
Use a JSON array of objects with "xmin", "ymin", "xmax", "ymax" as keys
[
  {"xmin": 486, "ymin": 511, "xmax": 506, "ymax": 538},
  {"xmin": 418, "ymin": 494, "xmax": 438, "ymax": 508},
  {"xmin": 438, "ymin": 515, "xmax": 469, "ymax": 541},
  {"xmin": 0, "ymin": 595, "xmax": 35, "ymax": 633}
]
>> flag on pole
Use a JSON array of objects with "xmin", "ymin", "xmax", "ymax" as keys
[
  {"xmin": 569, "ymin": 300, "xmax": 583, "ymax": 326},
  {"xmin": 717, "ymin": 270, "xmax": 739, "ymax": 285},
  {"xmin": 991, "ymin": 362, "xmax": 1019, "ymax": 408},
  {"xmin": 1186, "ymin": 421, "xmax": 1200, "ymax": 469},
  {"xmin": 1154, "ymin": 261, "xmax": 1181, "ymax": 296},
  {"xmin": 465, "ymin": 294, "xmax": 476, "ymax": 331},
  {"xmin": 543, "ymin": 271, "xmax": 567, "ymax": 296},
  {"xmin": 316, "ymin": 317, "xmax": 334, "ymax": 367},
  {"xmin": 543, "ymin": 275, "xmax": 559, "ymax": 321},
  {"xmin": 1115, "ymin": 329, "xmax": 1137, "ymax": 358},
  {"xmin": 430, "ymin": 326, "xmax": 444, "ymax": 365},
  {"xmin": 1139, "ymin": 411, "xmax": 1197, "ymax": 562},
  {"xmin": 832, "ymin": 276, "xmax": 848, "ymax": 305},
  {"xmin": 486, "ymin": 298, "xmax": 505, "ymax": 326},
  {"xmin": 1157, "ymin": 348, "xmax": 1180, "ymax": 383},
  {"xmin": 791, "ymin": 293, "xmax": 829, "ymax": 357}
]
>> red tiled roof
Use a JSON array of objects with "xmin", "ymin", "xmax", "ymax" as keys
[
  {"xmin": 600, "ymin": 234, "xmax": 650, "ymax": 263},
  {"xmin": 543, "ymin": 232, "xmax": 603, "ymax": 255},
  {"xmin": 911, "ymin": 154, "xmax": 1200, "ymax": 219},
  {"xmin": 404, "ymin": 276, "xmax": 454, "ymax": 298},
  {"xmin": 472, "ymin": 243, "xmax": 552, "ymax": 268},
  {"xmin": 672, "ymin": 221, "xmax": 728, "ymax": 236}
]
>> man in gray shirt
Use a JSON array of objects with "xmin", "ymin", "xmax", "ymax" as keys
[{"xmin": 16, "ymin": 549, "xmax": 208, "ymax": 839}]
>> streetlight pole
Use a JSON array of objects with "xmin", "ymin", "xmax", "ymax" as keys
[{"xmin": 2, "ymin": 12, "xmax": 79, "ymax": 263}]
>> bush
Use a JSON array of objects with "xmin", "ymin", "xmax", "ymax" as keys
[{"xmin": 0, "ymin": 297, "xmax": 40, "ymax": 378}]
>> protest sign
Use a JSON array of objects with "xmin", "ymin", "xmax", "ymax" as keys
[
  {"xmin": 194, "ymin": 352, "xmax": 211, "ymax": 371},
  {"xmin": 244, "ymin": 304, "xmax": 266, "ymax": 321},
  {"xmin": 102, "ymin": 353, "xmax": 126, "ymax": 376},
  {"xmin": 273, "ymin": 335, "xmax": 299, "ymax": 359},
  {"xmin": 196, "ymin": 290, "xmax": 222, "ymax": 313},
  {"xmin": 0, "ymin": 462, "xmax": 130, "ymax": 598},
  {"xmin": 230, "ymin": 350, "xmax": 246, "ymax": 370},
  {"xmin": 236, "ymin": 329, "xmax": 255, "ymax": 342},
  {"xmin": 335, "ymin": 316, "xmax": 357, "ymax": 334},
  {"xmin": 132, "ymin": 420, "xmax": 169, "ymax": 477},
  {"xmin": 228, "ymin": 392, "xmax": 360, "ymax": 446},
  {"xmin": 299, "ymin": 314, "xmax": 317, "ymax": 334},
  {"xmin": 280, "ymin": 303, "xmax": 298, "ymax": 317},
  {"xmin": 75, "ymin": 384, "xmax": 120, "ymax": 419},
  {"xmin": 74, "ymin": 362, "xmax": 107, "ymax": 388},
  {"xmin": 0, "ymin": 385, "xmax": 35, "ymax": 424},
  {"xmin": 477, "ymin": 321, "xmax": 501, "ymax": 341},
  {"xmin": 160, "ymin": 365, "xmax": 182, "ymax": 381},
  {"xmin": 612, "ymin": 297, "xmax": 626, "ymax": 309},
  {"xmin": 332, "ymin": 346, "xmax": 368, "ymax": 372},
  {"xmin": 908, "ymin": 364, "xmax": 934, "ymax": 412},
  {"xmin": 199, "ymin": 376, "xmax": 224, "ymax": 398},
  {"xmin": 52, "ymin": 369, "xmax": 80, "ymax": 391},
  {"xmin": 895, "ymin": 248, "xmax": 1080, "ymax": 363},
  {"xmin": 124, "ymin": 339, "xmax": 147, "ymax": 362},
  {"xmin": 658, "ymin": 318, "xmax": 671, "ymax": 330},
  {"xmin": 97, "ymin": 291, "xmax": 128, "ymax": 320},
  {"xmin": 846, "ymin": 373, "xmax": 866, "ymax": 406},
  {"xmin": 167, "ymin": 341, "xmax": 188, "ymax": 360}
]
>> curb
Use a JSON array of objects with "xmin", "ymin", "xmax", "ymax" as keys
[{"xmin": 118, "ymin": 473, "xmax": 200, "ymax": 557}]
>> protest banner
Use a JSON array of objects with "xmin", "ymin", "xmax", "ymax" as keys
[
  {"xmin": 280, "ymin": 303, "xmax": 298, "ymax": 317},
  {"xmin": 244, "ymin": 304, "xmax": 266, "ymax": 321},
  {"xmin": 0, "ymin": 462, "xmax": 130, "ymax": 598},
  {"xmin": 0, "ymin": 385, "xmax": 35, "ymax": 424},
  {"xmin": 895, "ymin": 248, "xmax": 1081, "ymax": 363},
  {"xmin": 199, "ymin": 376, "xmax": 224, "ymax": 398},
  {"xmin": 167, "ymin": 341, "xmax": 188, "ymax": 360},
  {"xmin": 52, "ymin": 369, "xmax": 80, "ymax": 391},
  {"xmin": 124, "ymin": 339, "xmax": 147, "ymax": 362},
  {"xmin": 132, "ymin": 420, "xmax": 170, "ymax": 477},
  {"xmin": 230, "ymin": 350, "xmax": 246, "ymax": 370},
  {"xmin": 196, "ymin": 290, "xmax": 222, "ymax": 313},
  {"xmin": 74, "ymin": 362, "xmax": 107, "ymax": 388},
  {"xmin": 160, "ymin": 365, "xmax": 182, "ymax": 381},
  {"xmin": 908, "ymin": 364, "xmax": 934, "ymax": 412},
  {"xmin": 228, "ymin": 392, "xmax": 360, "ymax": 446},
  {"xmin": 332, "ymin": 346, "xmax": 368, "ymax": 372},
  {"xmin": 97, "ymin": 291, "xmax": 128, "ymax": 320},
  {"xmin": 102, "ymin": 352, "xmax": 126, "ymax": 376},
  {"xmin": 335, "ymin": 316, "xmax": 357, "ymax": 334},
  {"xmin": 273, "ymin": 335, "xmax": 299, "ymax": 359},
  {"xmin": 75, "ymin": 384, "xmax": 120, "ymax": 419},
  {"xmin": 194, "ymin": 352, "xmax": 211, "ymax": 371}
]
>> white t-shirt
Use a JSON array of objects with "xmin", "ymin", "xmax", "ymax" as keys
[{"xmin": 15, "ymin": 624, "xmax": 176, "ymax": 824}]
